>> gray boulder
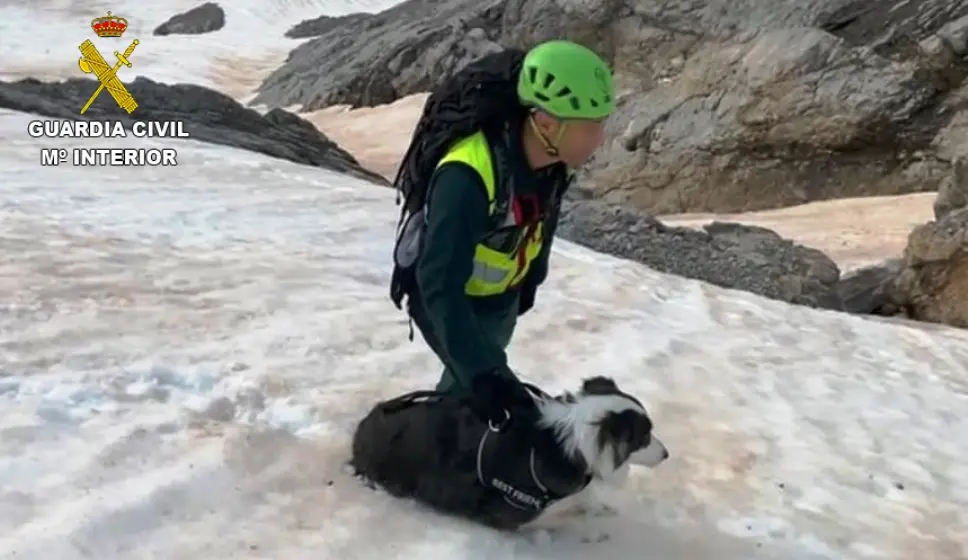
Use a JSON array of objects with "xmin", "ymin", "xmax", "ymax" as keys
[
  {"xmin": 0, "ymin": 77, "xmax": 387, "ymax": 184},
  {"xmin": 154, "ymin": 2, "xmax": 225, "ymax": 37},
  {"xmin": 933, "ymin": 157, "xmax": 968, "ymax": 220},
  {"xmin": 936, "ymin": 14, "xmax": 968, "ymax": 56},
  {"xmin": 582, "ymin": 25, "xmax": 963, "ymax": 212},
  {"xmin": 929, "ymin": 81, "xmax": 968, "ymax": 163},
  {"xmin": 837, "ymin": 260, "xmax": 904, "ymax": 315},
  {"xmin": 833, "ymin": 158, "xmax": 968, "ymax": 324},
  {"xmin": 556, "ymin": 199, "xmax": 842, "ymax": 310},
  {"xmin": 876, "ymin": 159, "xmax": 968, "ymax": 328},
  {"xmin": 888, "ymin": 207, "xmax": 968, "ymax": 328}
]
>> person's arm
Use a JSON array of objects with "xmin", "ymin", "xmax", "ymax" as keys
[{"xmin": 416, "ymin": 163, "xmax": 510, "ymax": 389}]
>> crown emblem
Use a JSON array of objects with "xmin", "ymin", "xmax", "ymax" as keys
[{"xmin": 91, "ymin": 11, "xmax": 127, "ymax": 38}]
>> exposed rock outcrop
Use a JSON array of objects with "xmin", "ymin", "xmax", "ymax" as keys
[
  {"xmin": 0, "ymin": 77, "xmax": 387, "ymax": 184},
  {"xmin": 838, "ymin": 260, "xmax": 904, "ymax": 315},
  {"xmin": 254, "ymin": 0, "xmax": 968, "ymax": 213},
  {"xmin": 824, "ymin": 159, "xmax": 968, "ymax": 328},
  {"xmin": 883, "ymin": 159, "xmax": 968, "ymax": 327},
  {"xmin": 154, "ymin": 3, "xmax": 225, "ymax": 36},
  {"xmin": 933, "ymin": 157, "xmax": 968, "ymax": 220},
  {"xmin": 584, "ymin": 26, "xmax": 963, "ymax": 212},
  {"xmin": 889, "ymin": 208, "xmax": 968, "ymax": 327},
  {"xmin": 557, "ymin": 200, "xmax": 842, "ymax": 310}
]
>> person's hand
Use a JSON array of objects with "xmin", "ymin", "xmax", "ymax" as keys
[{"xmin": 470, "ymin": 371, "xmax": 538, "ymax": 431}]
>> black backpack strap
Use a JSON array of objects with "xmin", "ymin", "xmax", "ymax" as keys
[
  {"xmin": 557, "ymin": 169, "xmax": 574, "ymax": 200},
  {"xmin": 482, "ymin": 124, "xmax": 514, "ymax": 227},
  {"xmin": 389, "ymin": 50, "xmax": 527, "ymax": 324}
]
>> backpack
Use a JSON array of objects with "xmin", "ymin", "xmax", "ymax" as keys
[{"xmin": 389, "ymin": 48, "xmax": 528, "ymax": 313}]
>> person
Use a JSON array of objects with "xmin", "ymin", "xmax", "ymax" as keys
[{"xmin": 393, "ymin": 40, "xmax": 616, "ymax": 429}]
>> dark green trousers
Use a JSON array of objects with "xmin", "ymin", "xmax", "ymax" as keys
[{"xmin": 409, "ymin": 296, "xmax": 519, "ymax": 396}]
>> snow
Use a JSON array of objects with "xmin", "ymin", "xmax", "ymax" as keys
[
  {"xmin": 2, "ymin": 1, "xmax": 968, "ymax": 558},
  {"xmin": 0, "ymin": 0, "xmax": 397, "ymax": 100}
]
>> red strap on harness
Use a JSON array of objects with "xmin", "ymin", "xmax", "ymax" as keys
[{"xmin": 510, "ymin": 194, "xmax": 541, "ymax": 287}]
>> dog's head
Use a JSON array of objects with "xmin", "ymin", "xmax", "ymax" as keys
[{"xmin": 537, "ymin": 376, "xmax": 668, "ymax": 479}]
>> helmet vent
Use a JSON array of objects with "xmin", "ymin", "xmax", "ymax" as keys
[
  {"xmin": 533, "ymin": 92, "xmax": 551, "ymax": 102},
  {"xmin": 542, "ymin": 73, "xmax": 556, "ymax": 89},
  {"xmin": 589, "ymin": 99, "xmax": 599, "ymax": 108},
  {"xmin": 569, "ymin": 97, "xmax": 581, "ymax": 111},
  {"xmin": 527, "ymin": 66, "xmax": 538, "ymax": 84}
]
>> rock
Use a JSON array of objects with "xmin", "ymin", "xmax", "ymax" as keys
[
  {"xmin": 154, "ymin": 2, "xmax": 225, "ymax": 36},
  {"xmin": 0, "ymin": 77, "xmax": 387, "ymax": 184},
  {"xmin": 255, "ymin": 0, "xmax": 625, "ymax": 110},
  {"xmin": 285, "ymin": 13, "xmax": 372, "ymax": 39},
  {"xmin": 934, "ymin": 157, "xmax": 968, "ymax": 220},
  {"xmin": 204, "ymin": 397, "xmax": 237, "ymax": 422},
  {"xmin": 556, "ymin": 199, "xmax": 842, "ymax": 310},
  {"xmin": 817, "ymin": 0, "xmax": 968, "ymax": 56},
  {"xmin": 931, "ymin": 15, "xmax": 968, "ymax": 56},
  {"xmin": 256, "ymin": 0, "xmax": 968, "ymax": 213},
  {"xmin": 583, "ymin": 26, "xmax": 964, "ymax": 212},
  {"xmin": 889, "ymin": 208, "xmax": 968, "ymax": 327},
  {"xmin": 837, "ymin": 260, "xmax": 904, "ymax": 315},
  {"xmin": 931, "ymin": 81, "xmax": 968, "ymax": 161}
]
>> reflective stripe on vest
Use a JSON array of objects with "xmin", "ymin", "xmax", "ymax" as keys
[{"xmin": 436, "ymin": 131, "xmax": 545, "ymax": 297}]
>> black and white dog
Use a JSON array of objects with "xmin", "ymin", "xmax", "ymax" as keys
[{"xmin": 350, "ymin": 376, "xmax": 668, "ymax": 531}]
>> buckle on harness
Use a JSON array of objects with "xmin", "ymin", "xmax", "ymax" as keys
[{"xmin": 488, "ymin": 409, "xmax": 511, "ymax": 432}]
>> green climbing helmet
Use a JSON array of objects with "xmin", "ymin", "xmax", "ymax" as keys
[{"xmin": 517, "ymin": 40, "xmax": 615, "ymax": 120}]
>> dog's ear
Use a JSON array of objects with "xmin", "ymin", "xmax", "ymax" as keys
[
  {"xmin": 581, "ymin": 376, "xmax": 619, "ymax": 395},
  {"xmin": 598, "ymin": 410, "xmax": 652, "ymax": 450},
  {"xmin": 594, "ymin": 409, "xmax": 654, "ymax": 468}
]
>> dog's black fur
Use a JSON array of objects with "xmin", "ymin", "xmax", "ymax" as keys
[{"xmin": 350, "ymin": 376, "xmax": 667, "ymax": 531}]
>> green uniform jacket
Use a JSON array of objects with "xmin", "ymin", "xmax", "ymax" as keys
[{"xmin": 411, "ymin": 127, "xmax": 564, "ymax": 392}]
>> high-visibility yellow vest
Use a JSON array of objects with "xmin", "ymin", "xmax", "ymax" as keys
[{"xmin": 436, "ymin": 131, "xmax": 545, "ymax": 297}]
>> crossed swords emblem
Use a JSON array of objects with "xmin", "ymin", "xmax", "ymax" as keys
[{"xmin": 77, "ymin": 39, "xmax": 139, "ymax": 115}]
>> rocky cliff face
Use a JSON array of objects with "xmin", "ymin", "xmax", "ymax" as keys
[
  {"xmin": 253, "ymin": 0, "xmax": 968, "ymax": 213},
  {"xmin": 248, "ymin": 0, "xmax": 968, "ymax": 329}
]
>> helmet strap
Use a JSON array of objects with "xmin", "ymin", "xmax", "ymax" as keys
[{"xmin": 527, "ymin": 113, "xmax": 567, "ymax": 158}]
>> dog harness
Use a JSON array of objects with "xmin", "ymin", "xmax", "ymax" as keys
[
  {"xmin": 374, "ymin": 387, "xmax": 592, "ymax": 513},
  {"xmin": 475, "ymin": 416, "xmax": 592, "ymax": 512}
]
